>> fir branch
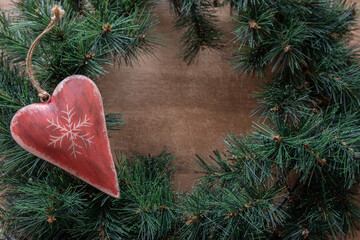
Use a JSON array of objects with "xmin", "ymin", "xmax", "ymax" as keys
[
  {"xmin": 73, "ymin": 152, "xmax": 177, "ymax": 239},
  {"xmin": 105, "ymin": 113, "xmax": 124, "ymax": 130},
  {"xmin": 0, "ymin": 0, "xmax": 161, "ymax": 86},
  {"xmin": 172, "ymin": 0, "xmax": 223, "ymax": 64}
]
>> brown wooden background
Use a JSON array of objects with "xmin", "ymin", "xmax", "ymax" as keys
[
  {"xmin": 1, "ymin": 1, "xmax": 360, "ymax": 238},
  {"xmin": 98, "ymin": 4, "xmax": 260, "ymax": 190},
  {"xmin": 0, "ymin": 0, "xmax": 260, "ymax": 189}
]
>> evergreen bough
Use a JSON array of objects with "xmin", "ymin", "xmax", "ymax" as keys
[{"xmin": 0, "ymin": 0, "xmax": 359, "ymax": 239}]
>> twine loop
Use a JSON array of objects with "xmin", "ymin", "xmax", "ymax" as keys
[{"xmin": 26, "ymin": 5, "xmax": 65, "ymax": 101}]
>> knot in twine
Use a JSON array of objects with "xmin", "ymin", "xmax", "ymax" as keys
[
  {"xmin": 51, "ymin": 5, "xmax": 65, "ymax": 21},
  {"xmin": 26, "ymin": 5, "xmax": 65, "ymax": 101}
]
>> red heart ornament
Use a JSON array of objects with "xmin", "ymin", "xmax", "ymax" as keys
[{"xmin": 10, "ymin": 75, "xmax": 119, "ymax": 198}]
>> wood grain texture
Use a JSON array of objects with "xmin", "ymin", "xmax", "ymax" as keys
[{"xmin": 98, "ymin": 3, "xmax": 260, "ymax": 190}]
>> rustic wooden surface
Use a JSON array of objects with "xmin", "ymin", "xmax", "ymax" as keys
[
  {"xmin": 1, "ymin": 0, "xmax": 360, "ymax": 237},
  {"xmin": 98, "ymin": 3, "xmax": 259, "ymax": 190}
]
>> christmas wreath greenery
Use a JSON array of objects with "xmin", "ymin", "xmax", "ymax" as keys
[{"xmin": 1, "ymin": 0, "xmax": 360, "ymax": 239}]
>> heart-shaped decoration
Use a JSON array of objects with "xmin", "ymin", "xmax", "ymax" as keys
[{"xmin": 10, "ymin": 75, "xmax": 119, "ymax": 198}]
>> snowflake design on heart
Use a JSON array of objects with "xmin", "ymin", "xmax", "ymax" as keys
[{"xmin": 47, "ymin": 105, "xmax": 95, "ymax": 158}]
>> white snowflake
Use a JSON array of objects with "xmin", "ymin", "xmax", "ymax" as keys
[{"xmin": 47, "ymin": 105, "xmax": 95, "ymax": 158}]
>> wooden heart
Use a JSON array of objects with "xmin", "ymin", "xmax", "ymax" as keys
[{"xmin": 10, "ymin": 75, "xmax": 119, "ymax": 198}]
